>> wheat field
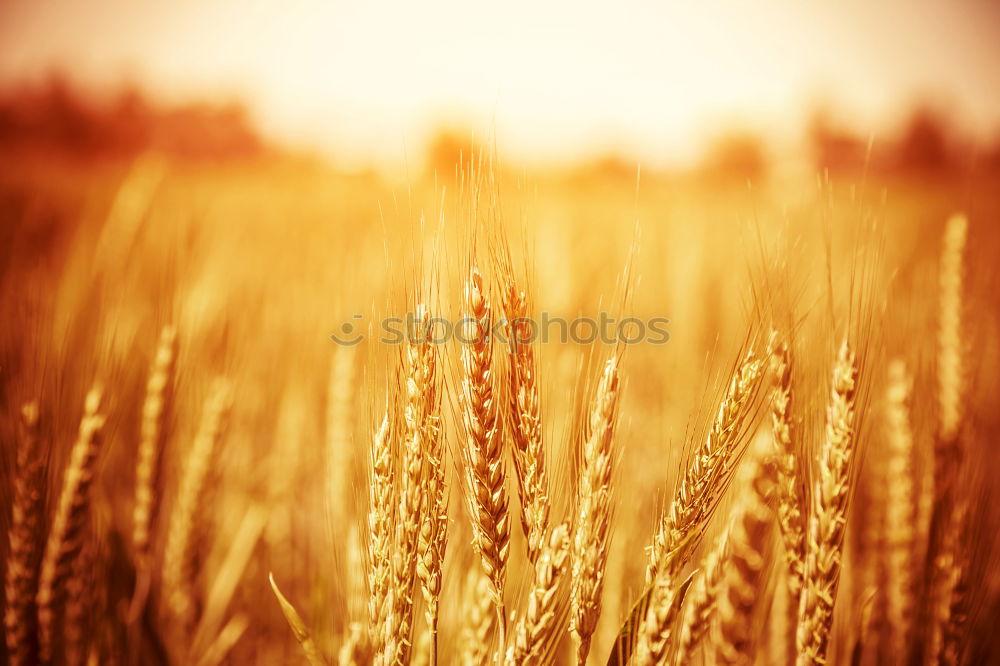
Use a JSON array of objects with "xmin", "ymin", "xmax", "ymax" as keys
[{"xmin": 2, "ymin": 148, "xmax": 1000, "ymax": 666}]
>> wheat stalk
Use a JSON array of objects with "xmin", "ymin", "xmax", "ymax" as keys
[
  {"xmin": 134, "ymin": 324, "xmax": 178, "ymax": 559},
  {"xmin": 4, "ymin": 402, "xmax": 44, "ymax": 666},
  {"xmin": 163, "ymin": 378, "xmax": 232, "ymax": 634},
  {"xmin": 795, "ymin": 341, "xmax": 858, "ymax": 665},
  {"xmin": 570, "ymin": 354, "xmax": 621, "ymax": 665},
  {"xmin": 502, "ymin": 283, "xmax": 550, "ymax": 567},
  {"xmin": 505, "ymin": 523, "xmax": 570, "ymax": 665},
  {"xmin": 459, "ymin": 266, "xmax": 510, "ymax": 637},
  {"xmin": 36, "ymin": 387, "xmax": 105, "ymax": 664}
]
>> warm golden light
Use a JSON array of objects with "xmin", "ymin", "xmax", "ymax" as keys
[
  {"xmin": 1, "ymin": 3, "xmax": 999, "ymax": 666},
  {"xmin": 2, "ymin": 0, "xmax": 999, "ymax": 167}
]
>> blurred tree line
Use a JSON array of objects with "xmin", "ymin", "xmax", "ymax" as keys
[{"xmin": 0, "ymin": 75, "xmax": 262, "ymax": 161}]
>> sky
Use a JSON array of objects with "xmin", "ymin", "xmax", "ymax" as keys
[{"xmin": 1, "ymin": 0, "xmax": 999, "ymax": 168}]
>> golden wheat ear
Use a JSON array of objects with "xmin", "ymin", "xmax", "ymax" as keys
[
  {"xmin": 366, "ymin": 410, "xmax": 393, "ymax": 660},
  {"xmin": 36, "ymin": 387, "xmax": 105, "ymax": 665},
  {"xmin": 501, "ymin": 281, "xmax": 550, "ymax": 568},
  {"xmin": 796, "ymin": 341, "xmax": 858, "ymax": 665},
  {"xmin": 4, "ymin": 402, "xmax": 44, "ymax": 666},
  {"xmin": 570, "ymin": 354, "xmax": 622, "ymax": 666},
  {"xmin": 769, "ymin": 338, "xmax": 805, "ymax": 600},
  {"xmin": 647, "ymin": 349, "xmax": 766, "ymax": 586},
  {"xmin": 459, "ymin": 266, "xmax": 511, "ymax": 642}
]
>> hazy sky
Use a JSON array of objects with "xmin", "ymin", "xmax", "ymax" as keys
[{"xmin": 1, "ymin": 0, "xmax": 999, "ymax": 167}]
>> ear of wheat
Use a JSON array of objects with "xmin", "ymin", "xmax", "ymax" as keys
[
  {"xmin": 36, "ymin": 387, "xmax": 105, "ymax": 664},
  {"xmin": 411, "ymin": 304, "xmax": 448, "ymax": 623},
  {"xmin": 795, "ymin": 341, "xmax": 858, "ymax": 665},
  {"xmin": 4, "ymin": 402, "xmax": 44, "ymax": 666},
  {"xmin": 937, "ymin": 213, "xmax": 966, "ymax": 447},
  {"xmin": 570, "ymin": 354, "xmax": 621, "ymax": 665},
  {"xmin": 459, "ymin": 266, "xmax": 510, "ymax": 638},
  {"xmin": 367, "ymin": 411, "xmax": 394, "ymax": 657},
  {"xmin": 502, "ymin": 283, "xmax": 550, "ymax": 567},
  {"xmin": 769, "ymin": 338, "xmax": 805, "ymax": 599},
  {"xmin": 884, "ymin": 359, "xmax": 916, "ymax": 662},
  {"xmin": 134, "ymin": 324, "xmax": 178, "ymax": 560},
  {"xmin": 646, "ymin": 350, "xmax": 765, "ymax": 586}
]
